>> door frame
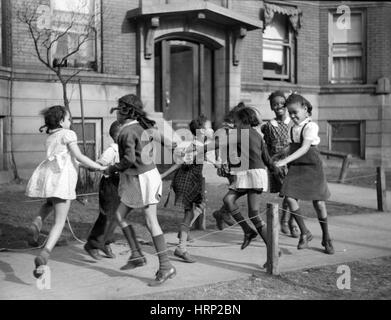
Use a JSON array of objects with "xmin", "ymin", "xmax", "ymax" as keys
[{"xmin": 155, "ymin": 34, "xmax": 218, "ymax": 128}]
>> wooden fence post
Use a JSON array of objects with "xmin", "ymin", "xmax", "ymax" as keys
[
  {"xmin": 266, "ymin": 203, "xmax": 280, "ymax": 275},
  {"xmin": 377, "ymin": 166, "xmax": 388, "ymax": 212},
  {"xmin": 339, "ymin": 154, "xmax": 352, "ymax": 183}
]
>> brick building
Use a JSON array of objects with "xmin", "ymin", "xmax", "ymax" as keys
[{"xmin": 0, "ymin": 0, "xmax": 390, "ymax": 182}]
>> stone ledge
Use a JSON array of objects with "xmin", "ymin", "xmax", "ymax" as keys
[
  {"xmin": 0, "ymin": 67, "xmax": 139, "ymax": 86},
  {"xmin": 242, "ymin": 81, "xmax": 321, "ymax": 93}
]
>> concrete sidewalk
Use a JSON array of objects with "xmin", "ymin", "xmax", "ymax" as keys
[{"xmin": 1, "ymin": 212, "xmax": 391, "ymax": 299}]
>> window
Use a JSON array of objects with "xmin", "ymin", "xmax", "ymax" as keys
[
  {"xmin": 51, "ymin": 0, "xmax": 99, "ymax": 70},
  {"xmin": 329, "ymin": 11, "xmax": 366, "ymax": 84},
  {"xmin": 328, "ymin": 121, "xmax": 365, "ymax": 158},
  {"xmin": 72, "ymin": 118, "xmax": 102, "ymax": 160},
  {"xmin": 263, "ymin": 13, "xmax": 296, "ymax": 82}
]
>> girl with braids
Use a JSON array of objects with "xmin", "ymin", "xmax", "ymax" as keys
[
  {"xmin": 26, "ymin": 105, "xmax": 107, "ymax": 278},
  {"xmin": 106, "ymin": 94, "xmax": 176, "ymax": 287},
  {"xmin": 276, "ymin": 94, "xmax": 334, "ymax": 254}
]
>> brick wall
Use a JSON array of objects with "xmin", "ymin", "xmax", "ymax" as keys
[
  {"xmin": 101, "ymin": 0, "xmax": 138, "ymax": 75},
  {"xmin": 231, "ymin": 0, "xmax": 264, "ymax": 84},
  {"xmin": 296, "ymin": 2, "xmax": 320, "ymax": 86}
]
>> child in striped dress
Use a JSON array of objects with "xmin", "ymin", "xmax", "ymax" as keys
[
  {"xmin": 276, "ymin": 94, "xmax": 334, "ymax": 254},
  {"xmin": 261, "ymin": 91, "xmax": 299, "ymax": 238}
]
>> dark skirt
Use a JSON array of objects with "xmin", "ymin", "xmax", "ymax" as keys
[
  {"xmin": 280, "ymin": 145, "xmax": 330, "ymax": 201},
  {"xmin": 99, "ymin": 174, "xmax": 120, "ymax": 217},
  {"xmin": 172, "ymin": 164, "xmax": 204, "ymax": 211}
]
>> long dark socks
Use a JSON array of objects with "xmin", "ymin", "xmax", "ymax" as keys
[
  {"xmin": 231, "ymin": 208, "xmax": 254, "ymax": 234},
  {"xmin": 291, "ymin": 209, "xmax": 309, "ymax": 234},
  {"xmin": 152, "ymin": 234, "xmax": 172, "ymax": 271},
  {"xmin": 122, "ymin": 225, "xmax": 142, "ymax": 258},
  {"xmin": 254, "ymin": 222, "xmax": 268, "ymax": 245},
  {"xmin": 318, "ymin": 217, "xmax": 330, "ymax": 242}
]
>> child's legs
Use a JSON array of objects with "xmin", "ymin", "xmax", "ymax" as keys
[
  {"xmin": 247, "ymin": 191, "xmax": 263, "ymax": 227},
  {"xmin": 115, "ymin": 203, "xmax": 131, "ymax": 228},
  {"xmin": 32, "ymin": 201, "xmax": 53, "ymax": 230},
  {"xmin": 144, "ymin": 204, "xmax": 163, "ymax": 237},
  {"xmin": 280, "ymin": 197, "xmax": 291, "ymax": 223},
  {"xmin": 178, "ymin": 209, "xmax": 193, "ymax": 251},
  {"xmin": 44, "ymin": 198, "xmax": 71, "ymax": 252},
  {"xmin": 224, "ymin": 190, "xmax": 254, "ymax": 234},
  {"xmin": 285, "ymin": 197, "xmax": 308, "ymax": 234},
  {"xmin": 247, "ymin": 191, "xmax": 267, "ymax": 245},
  {"xmin": 145, "ymin": 204, "xmax": 172, "ymax": 270},
  {"xmin": 313, "ymin": 200, "xmax": 331, "ymax": 241},
  {"xmin": 312, "ymin": 200, "xmax": 327, "ymax": 219},
  {"xmin": 104, "ymin": 217, "xmax": 118, "ymax": 245}
]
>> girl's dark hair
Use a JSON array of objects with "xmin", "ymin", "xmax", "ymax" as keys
[
  {"xmin": 268, "ymin": 90, "xmax": 286, "ymax": 105},
  {"xmin": 39, "ymin": 105, "xmax": 67, "ymax": 134},
  {"xmin": 235, "ymin": 107, "xmax": 260, "ymax": 127},
  {"xmin": 285, "ymin": 93, "xmax": 313, "ymax": 116},
  {"xmin": 109, "ymin": 121, "xmax": 122, "ymax": 139},
  {"xmin": 110, "ymin": 94, "xmax": 156, "ymax": 130},
  {"xmin": 223, "ymin": 102, "xmax": 246, "ymax": 123},
  {"xmin": 189, "ymin": 114, "xmax": 207, "ymax": 136}
]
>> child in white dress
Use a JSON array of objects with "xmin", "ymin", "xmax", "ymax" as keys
[{"xmin": 26, "ymin": 105, "xmax": 107, "ymax": 278}]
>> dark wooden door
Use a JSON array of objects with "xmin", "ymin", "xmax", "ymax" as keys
[{"xmin": 155, "ymin": 39, "xmax": 213, "ymax": 130}]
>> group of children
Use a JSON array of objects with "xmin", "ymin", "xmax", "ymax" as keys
[{"xmin": 25, "ymin": 91, "xmax": 334, "ymax": 288}]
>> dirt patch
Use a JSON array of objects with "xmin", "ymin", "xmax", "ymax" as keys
[{"xmin": 137, "ymin": 256, "xmax": 391, "ymax": 300}]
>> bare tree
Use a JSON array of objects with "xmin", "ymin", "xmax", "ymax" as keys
[{"xmin": 16, "ymin": 0, "xmax": 101, "ymax": 113}]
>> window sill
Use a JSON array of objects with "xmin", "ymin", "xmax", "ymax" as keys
[
  {"xmin": 0, "ymin": 67, "xmax": 139, "ymax": 86},
  {"xmin": 320, "ymin": 84, "xmax": 376, "ymax": 94}
]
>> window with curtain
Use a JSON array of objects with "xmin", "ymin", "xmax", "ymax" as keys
[
  {"xmin": 263, "ymin": 13, "xmax": 295, "ymax": 82},
  {"xmin": 329, "ymin": 11, "xmax": 365, "ymax": 84},
  {"xmin": 51, "ymin": 0, "xmax": 98, "ymax": 70}
]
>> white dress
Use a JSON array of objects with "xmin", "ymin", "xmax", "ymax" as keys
[{"xmin": 26, "ymin": 129, "xmax": 79, "ymax": 200}]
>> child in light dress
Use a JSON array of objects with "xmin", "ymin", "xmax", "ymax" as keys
[{"xmin": 26, "ymin": 105, "xmax": 107, "ymax": 278}]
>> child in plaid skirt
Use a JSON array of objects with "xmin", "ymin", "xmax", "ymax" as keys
[
  {"xmin": 162, "ymin": 115, "xmax": 208, "ymax": 263},
  {"xmin": 262, "ymin": 91, "xmax": 299, "ymax": 238}
]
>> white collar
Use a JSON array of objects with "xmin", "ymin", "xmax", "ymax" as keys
[
  {"xmin": 120, "ymin": 120, "xmax": 138, "ymax": 130},
  {"xmin": 295, "ymin": 117, "xmax": 312, "ymax": 127},
  {"xmin": 270, "ymin": 117, "xmax": 291, "ymax": 127}
]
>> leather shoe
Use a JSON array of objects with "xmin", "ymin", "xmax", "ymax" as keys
[
  {"xmin": 120, "ymin": 255, "xmax": 147, "ymax": 270},
  {"xmin": 148, "ymin": 267, "xmax": 177, "ymax": 287},
  {"xmin": 84, "ymin": 243, "xmax": 103, "ymax": 260},
  {"xmin": 241, "ymin": 230, "xmax": 257, "ymax": 250},
  {"xmin": 174, "ymin": 248, "xmax": 196, "ymax": 263},
  {"xmin": 297, "ymin": 231, "xmax": 313, "ymax": 250}
]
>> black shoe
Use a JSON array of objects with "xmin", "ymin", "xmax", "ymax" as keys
[
  {"xmin": 213, "ymin": 210, "xmax": 224, "ymax": 230},
  {"xmin": 241, "ymin": 230, "xmax": 258, "ymax": 250},
  {"xmin": 322, "ymin": 239, "xmax": 335, "ymax": 255},
  {"xmin": 289, "ymin": 224, "xmax": 300, "ymax": 239},
  {"xmin": 174, "ymin": 248, "xmax": 196, "ymax": 263},
  {"xmin": 101, "ymin": 244, "xmax": 116, "ymax": 259},
  {"xmin": 120, "ymin": 255, "xmax": 147, "ymax": 270},
  {"xmin": 297, "ymin": 231, "xmax": 313, "ymax": 250},
  {"xmin": 148, "ymin": 267, "xmax": 177, "ymax": 287},
  {"xmin": 84, "ymin": 242, "xmax": 103, "ymax": 260}
]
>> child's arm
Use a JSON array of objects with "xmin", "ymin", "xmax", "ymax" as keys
[
  {"xmin": 160, "ymin": 164, "xmax": 182, "ymax": 180},
  {"xmin": 69, "ymin": 144, "xmax": 107, "ymax": 171},
  {"xmin": 276, "ymin": 139, "xmax": 312, "ymax": 167},
  {"xmin": 107, "ymin": 132, "xmax": 137, "ymax": 175}
]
